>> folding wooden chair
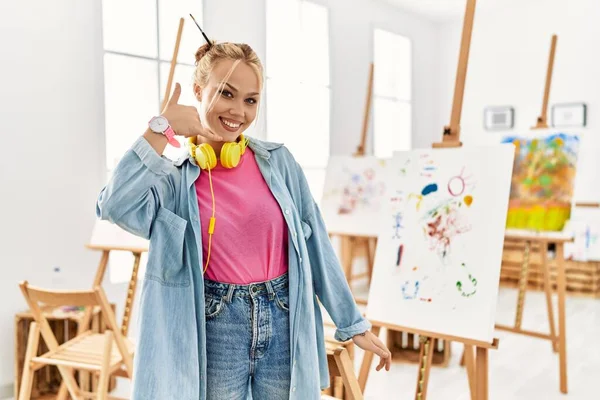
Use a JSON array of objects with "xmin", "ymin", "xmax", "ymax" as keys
[
  {"xmin": 18, "ymin": 281, "xmax": 134, "ymax": 400},
  {"xmin": 321, "ymin": 346, "xmax": 364, "ymax": 400}
]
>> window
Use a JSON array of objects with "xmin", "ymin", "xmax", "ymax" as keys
[
  {"xmin": 373, "ymin": 29, "xmax": 412, "ymax": 158},
  {"xmin": 266, "ymin": 0, "xmax": 330, "ymax": 203},
  {"xmin": 102, "ymin": 0, "xmax": 202, "ymax": 170},
  {"xmin": 101, "ymin": 1, "xmax": 202, "ymax": 284}
]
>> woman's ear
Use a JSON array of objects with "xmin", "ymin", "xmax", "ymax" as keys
[{"xmin": 193, "ymin": 83, "xmax": 202, "ymax": 101}]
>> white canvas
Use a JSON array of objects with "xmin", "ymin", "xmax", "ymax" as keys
[
  {"xmin": 321, "ymin": 155, "xmax": 388, "ymax": 236},
  {"xmin": 366, "ymin": 145, "xmax": 515, "ymax": 343},
  {"xmin": 89, "ymin": 219, "xmax": 149, "ymax": 284},
  {"xmin": 563, "ymin": 208, "xmax": 600, "ymax": 262}
]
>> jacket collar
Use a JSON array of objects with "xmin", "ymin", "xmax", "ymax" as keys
[{"xmin": 172, "ymin": 135, "xmax": 283, "ymax": 167}]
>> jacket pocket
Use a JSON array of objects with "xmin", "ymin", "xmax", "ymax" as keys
[
  {"xmin": 144, "ymin": 207, "xmax": 190, "ymax": 287},
  {"xmin": 300, "ymin": 220, "xmax": 313, "ymax": 240}
]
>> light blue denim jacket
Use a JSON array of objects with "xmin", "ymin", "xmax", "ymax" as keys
[{"xmin": 96, "ymin": 135, "xmax": 371, "ymax": 399}]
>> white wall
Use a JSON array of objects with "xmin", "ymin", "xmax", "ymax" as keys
[
  {"xmin": 437, "ymin": 0, "xmax": 600, "ymax": 201},
  {"xmin": 204, "ymin": 0, "xmax": 440, "ymax": 152},
  {"xmin": 0, "ymin": 0, "xmax": 440, "ymax": 394},
  {"xmin": 0, "ymin": 0, "xmax": 125, "ymax": 395}
]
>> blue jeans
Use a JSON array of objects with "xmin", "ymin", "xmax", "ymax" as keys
[{"xmin": 204, "ymin": 272, "xmax": 291, "ymax": 400}]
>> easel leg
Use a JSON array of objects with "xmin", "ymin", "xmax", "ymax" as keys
[
  {"xmin": 539, "ymin": 240, "xmax": 558, "ymax": 352},
  {"xmin": 556, "ymin": 243, "xmax": 568, "ymax": 394},
  {"xmin": 475, "ymin": 347, "xmax": 488, "ymax": 400},
  {"xmin": 358, "ymin": 325, "xmax": 381, "ymax": 392},
  {"xmin": 515, "ymin": 241, "xmax": 532, "ymax": 329},
  {"xmin": 463, "ymin": 344, "xmax": 476, "ymax": 400},
  {"xmin": 341, "ymin": 236, "xmax": 354, "ymax": 284},
  {"xmin": 414, "ymin": 336, "xmax": 434, "ymax": 400}
]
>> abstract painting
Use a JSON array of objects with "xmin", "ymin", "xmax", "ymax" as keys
[
  {"xmin": 563, "ymin": 207, "xmax": 600, "ymax": 262},
  {"xmin": 501, "ymin": 133, "xmax": 580, "ymax": 231},
  {"xmin": 321, "ymin": 156, "xmax": 388, "ymax": 236},
  {"xmin": 366, "ymin": 145, "xmax": 514, "ymax": 343}
]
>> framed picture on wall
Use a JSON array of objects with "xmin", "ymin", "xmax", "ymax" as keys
[
  {"xmin": 552, "ymin": 103, "xmax": 587, "ymax": 127},
  {"xmin": 484, "ymin": 106, "xmax": 514, "ymax": 131}
]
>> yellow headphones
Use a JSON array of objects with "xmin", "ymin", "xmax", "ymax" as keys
[
  {"xmin": 188, "ymin": 134, "xmax": 248, "ymax": 170},
  {"xmin": 187, "ymin": 134, "xmax": 249, "ymax": 275}
]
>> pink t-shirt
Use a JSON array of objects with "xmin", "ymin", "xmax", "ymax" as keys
[{"xmin": 194, "ymin": 148, "xmax": 289, "ymax": 284}]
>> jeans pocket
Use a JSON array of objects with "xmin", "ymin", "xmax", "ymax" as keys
[
  {"xmin": 205, "ymin": 295, "xmax": 225, "ymax": 319},
  {"xmin": 274, "ymin": 290, "xmax": 290, "ymax": 312}
]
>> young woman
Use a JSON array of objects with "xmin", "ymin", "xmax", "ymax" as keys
[{"xmin": 96, "ymin": 41, "xmax": 391, "ymax": 400}]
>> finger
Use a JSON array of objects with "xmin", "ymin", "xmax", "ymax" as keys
[
  {"xmin": 363, "ymin": 339, "xmax": 389, "ymax": 360},
  {"xmin": 194, "ymin": 124, "xmax": 222, "ymax": 141},
  {"xmin": 376, "ymin": 355, "xmax": 386, "ymax": 371},
  {"xmin": 371, "ymin": 336, "xmax": 391, "ymax": 359},
  {"xmin": 167, "ymin": 83, "xmax": 181, "ymax": 106},
  {"xmin": 386, "ymin": 353, "xmax": 392, "ymax": 371}
]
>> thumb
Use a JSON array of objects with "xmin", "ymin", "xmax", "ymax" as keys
[{"xmin": 167, "ymin": 83, "xmax": 181, "ymax": 106}]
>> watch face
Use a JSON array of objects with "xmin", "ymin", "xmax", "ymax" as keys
[{"xmin": 150, "ymin": 116, "xmax": 168, "ymax": 133}]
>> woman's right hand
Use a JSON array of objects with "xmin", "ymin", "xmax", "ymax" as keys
[{"xmin": 161, "ymin": 82, "xmax": 223, "ymax": 141}]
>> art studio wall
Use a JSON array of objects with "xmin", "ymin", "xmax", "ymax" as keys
[
  {"xmin": 0, "ymin": 0, "xmax": 442, "ymax": 394},
  {"xmin": 436, "ymin": 0, "xmax": 600, "ymax": 201},
  {"xmin": 0, "ymin": 1, "xmax": 109, "ymax": 396}
]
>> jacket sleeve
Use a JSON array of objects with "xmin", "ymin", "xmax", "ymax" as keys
[
  {"xmin": 293, "ymin": 160, "xmax": 372, "ymax": 342},
  {"xmin": 96, "ymin": 136, "xmax": 179, "ymax": 239}
]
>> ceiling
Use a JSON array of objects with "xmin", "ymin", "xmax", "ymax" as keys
[{"xmin": 382, "ymin": 0, "xmax": 468, "ymax": 21}]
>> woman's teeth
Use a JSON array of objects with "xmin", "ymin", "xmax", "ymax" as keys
[{"xmin": 220, "ymin": 117, "xmax": 241, "ymax": 129}]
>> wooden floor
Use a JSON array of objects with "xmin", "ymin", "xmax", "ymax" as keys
[
  {"xmin": 7, "ymin": 287, "xmax": 598, "ymax": 400},
  {"xmin": 351, "ymin": 285, "xmax": 600, "ymax": 400}
]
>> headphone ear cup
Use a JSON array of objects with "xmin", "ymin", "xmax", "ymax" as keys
[
  {"xmin": 196, "ymin": 143, "xmax": 217, "ymax": 170},
  {"xmin": 220, "ymin": 142, "xmax": 242, "ymax": 169}
]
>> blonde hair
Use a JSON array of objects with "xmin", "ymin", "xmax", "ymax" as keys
[
  {"xmin": 193, "ymin": 42, "xmax": 263, "ymax": 122},
  {"xmin": 194, "ymin": 42, "xmax": 264, "ymax": 90}
]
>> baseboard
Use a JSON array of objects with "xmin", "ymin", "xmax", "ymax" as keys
[{"xmin": 0, "ymin": 382, "xmax": 12, "ymax": 399}]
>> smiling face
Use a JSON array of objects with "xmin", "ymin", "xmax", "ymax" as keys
[{"xmin": 195, "ymin": 59, "xmax": 261, "ymax": 142}]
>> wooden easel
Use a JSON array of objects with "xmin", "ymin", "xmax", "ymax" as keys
[
  {"xmin": 336, "ymin": 62, "xmax": 378, "ymax": 299},
  {"xmin": 492, "ymin": 34, "xmax": 572, "ymax": 395},
  {"xmin": 531, "ymin": 34, "xmax": 557, "ymax": 130},
  {"xmin": 360, "ymin": 1, "xmax": 498, "ymax": 399},
  {"xmin": 495, "ymin": 230, "xmax": 572, "ymax": 393}
]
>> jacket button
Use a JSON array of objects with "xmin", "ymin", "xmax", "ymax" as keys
[
  {"xmin": 292, "ymin": 387, "xmax": 296, "ymax": 392},
  {"xmin": 285, "ymin": 209, "xmax": 290, "ymax": 215}
]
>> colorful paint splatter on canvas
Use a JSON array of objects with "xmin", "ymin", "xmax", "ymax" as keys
[
  {"xmin": 366, "ymin": 146, "xmax": 515, "ymax": 343},
  {"xmin": 501, "ymin": 133, "xmax": 580, "ymax": 231},
  {"xmin": 321, "ymin": 156, "xmax": 388, "ymax": 236}
]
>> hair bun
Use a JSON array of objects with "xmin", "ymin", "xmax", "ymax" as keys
[{"xmin": 195, "ymin": 42, "xmax": 215, "ymax": 64}]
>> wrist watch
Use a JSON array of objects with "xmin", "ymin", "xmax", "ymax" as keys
[{"xmin": 149, "ymin": 116, "xmax": 180, "ymax": 148}]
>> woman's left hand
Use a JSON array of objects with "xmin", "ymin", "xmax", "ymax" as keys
[{"xmin": 351, "ymin": 330, "xmax": 392, "ymax": 371}]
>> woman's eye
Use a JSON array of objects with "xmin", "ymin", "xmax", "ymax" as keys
[
  {"xmin": 220, "ymin": 90, "xmax": 233, "ymax": 98},
  {"xmin": 246, "ymin": 98, "xmax": 257, "ymax": 105}
]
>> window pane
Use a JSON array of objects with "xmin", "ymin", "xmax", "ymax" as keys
[
  {"xmin": 102, "ymin": 0, "xmax": 157, "ymax": 58},
  {"xmin": 266, "ymin": 0, "xmax": 301, "ymax": 79},
  {"xmin": 373, "ymin": 98, "xmax": 411, "ymax": 159},
  {"xmin": 374, "ymin": 29, "xmax": 411, "ymax": 101},
  {"xmin": 266, "ymin": 80, "xmax": 329, "ymax": 168},
  {"xmin": 160, "ymin": 62, "xmax": 197, "ymax": 106},
  {"xmin": 158, "ymin": 0, "xmax": 203, "ymax": 63},
  {"xmin": 104, "ymin": 54, "xmax": 159, "ymax": 169},
  {"xmin": 300, "ymin": 2, "xmax": 329, "ymax": 86}
]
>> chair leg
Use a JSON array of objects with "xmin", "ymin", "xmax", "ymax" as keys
[
  {"xmin": 56, "ymin": 382, "xmax": 69, "ymax": 400},
  {"xmin": 97, "ymin": 330, "xmax": 114, "ymax": 400},
  {"xmin": 18, "ymin": 322, "xmax": 40, "ymax": 400}
]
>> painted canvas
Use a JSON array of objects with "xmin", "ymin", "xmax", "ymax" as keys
[
  {"xmin": 563, "ymin": 207, "xmax": 600, "ymax": 262},
  {"xmin": 321, "ymin": 156, "xmax": 388, "ymax": 236},
  {"xmin": 501, "ymin": 133, "xmax": 580, "ymax": 231},
  {"xmin": 366, "ymin": 145, "xmax": 515, "ymax": 343}
]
